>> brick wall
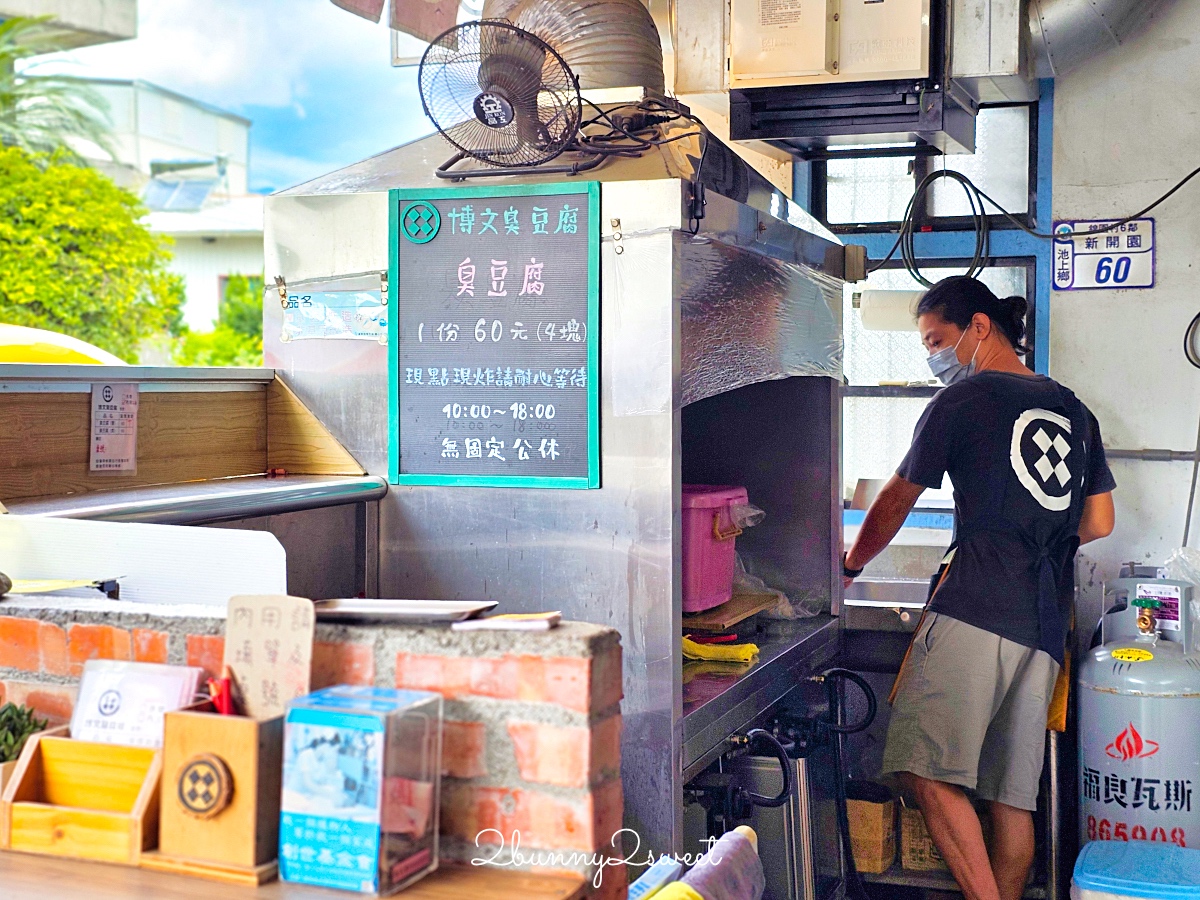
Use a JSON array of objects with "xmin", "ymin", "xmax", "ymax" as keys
[{"xmin": 0, "ymin": 599, "xmax": 625, "ymax": 897}]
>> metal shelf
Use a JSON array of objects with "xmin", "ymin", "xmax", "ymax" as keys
[{"xmin": 862, "ymin": 863, "xmax": 1048, "ymax": 898}]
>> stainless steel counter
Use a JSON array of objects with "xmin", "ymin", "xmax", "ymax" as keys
[
  {"xmin": 7, "ymin": 474, "xmax": 388, "ymax": 525},
  {"xmin": 681, "ymin": 615, "xmax": 840, "ymax": 781}
]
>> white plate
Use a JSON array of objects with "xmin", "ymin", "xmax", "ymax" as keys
[{"xmin": 313, "ymin": 598, "xmax": 498, "ymax": 623}]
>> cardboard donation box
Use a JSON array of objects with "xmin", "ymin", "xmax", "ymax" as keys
[
  {"xmin": 846, "ymin": 782, "xmax": 895, "ymax": 875},
  {"xmin": 900, "ymin": 802, "xmax": 949, "ymax": 873},
  {"xmin": 280, "ymin": 686, "xmax": 443, "ymax": 895}
]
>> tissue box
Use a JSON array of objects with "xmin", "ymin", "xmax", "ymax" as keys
[{"xmin": 279, "ymin": 686, "xmax": 442, "ymax": 895}]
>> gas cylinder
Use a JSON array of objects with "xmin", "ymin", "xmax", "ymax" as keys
[{"xmin": 1079, "ymin": 568, "xmax": 1200, "ymax": 850}]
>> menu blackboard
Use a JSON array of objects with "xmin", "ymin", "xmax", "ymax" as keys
[{"xmin": 389, "ymin": 182, "xmax": 600, "ymax": 488}]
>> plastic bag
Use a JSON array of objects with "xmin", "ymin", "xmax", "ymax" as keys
[
  {"xmin": 1164, "ymin": 546, "xmax": 1200, "ymax": 587},
  {"xmin": 730, "ymin": 503, "xmax": 766, "ymax": 530},
  {"xmin": 733, "ymin": 554, "xmax": 823, "ymax": 620}
]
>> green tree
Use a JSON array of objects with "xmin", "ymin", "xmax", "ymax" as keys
[
  {"xmin": 0, "ymin": 145, "xmax": 184, "ymax": 361},
  {"xmin": 0, "ymin": 17, "xmax": 114, "ymax": 160},
  {"xmin": 172, "ymin": 274, "xmax": 264, "ymax": 367}
]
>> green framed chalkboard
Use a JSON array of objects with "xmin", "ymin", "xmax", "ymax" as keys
[{"xmin": 388, "ymin": 181, "xmax": 600, "ymax": 489}]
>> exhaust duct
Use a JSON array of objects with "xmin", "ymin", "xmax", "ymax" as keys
[
  {"xmin": 1028, "ymin": 0, "xmax": 1175, "ymax": 78},
  {"xmin": 481, "ymin": 0, "xmax": 666, "ymax": 93}
]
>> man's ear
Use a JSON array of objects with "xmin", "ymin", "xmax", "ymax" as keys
[{"xmin": 972, "ymin": 311, "xmax": 993, "ymax": 340}]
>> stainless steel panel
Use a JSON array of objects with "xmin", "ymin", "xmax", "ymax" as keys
[
  {"xmin": 217, "ymin": 504, "xmax": 361, "ymax": 600},
  {"xmin": 264, "ymin": 160, "xmax": 845, "ymax": 857},
  {"xmin": 724, "ymin": 748, "xmax": 843, "ymax": 900}
]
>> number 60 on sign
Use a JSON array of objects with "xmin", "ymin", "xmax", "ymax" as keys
[{"xmin": 1053, "ymin": 217, "xmax": 1155, "ymax": 290}]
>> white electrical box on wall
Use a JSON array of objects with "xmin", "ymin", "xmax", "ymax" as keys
[
  {"xmin": 730, "ymin": 0, "xmax": 840, "ymax": 84},
  {"xmin": 729, "ymin": 0, "xmax": 930, "ymax": 90}
]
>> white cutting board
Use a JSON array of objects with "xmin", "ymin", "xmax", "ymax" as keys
[{"xmin": 0, "ymin": 516, "xmax": 287, "ymax": 606}]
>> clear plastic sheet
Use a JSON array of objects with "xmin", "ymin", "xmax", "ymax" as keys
[
  {"xmin": 679, "ymin": 234, "xmax": 843, "ymax": 407},
  {"xmin": 733, "ymin": 553, "xmax": 822, "ymax": 619}
]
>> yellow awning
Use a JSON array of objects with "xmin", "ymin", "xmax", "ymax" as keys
[{"xmin": 0, "ymin": 324, "xmax": 125, "ymax": 365}]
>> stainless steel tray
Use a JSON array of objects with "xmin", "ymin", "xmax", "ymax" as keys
[{"xmin": 313, "ymin": 598, "xmax": 498, "ymax": 623}]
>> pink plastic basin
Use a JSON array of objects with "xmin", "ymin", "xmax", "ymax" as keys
[{"xmin": 681, "ymin": 485, "xmax": 749, "ymax": 613}]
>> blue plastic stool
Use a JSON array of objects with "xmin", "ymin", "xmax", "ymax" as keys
[{"xmin": 1072, "ymin": 841, "xmax": 1200, "ymax": 899}]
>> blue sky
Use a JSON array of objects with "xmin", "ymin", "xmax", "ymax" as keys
[{"xmin": 36, "ymin": 0, "xmax": 443, "ymax": 192}]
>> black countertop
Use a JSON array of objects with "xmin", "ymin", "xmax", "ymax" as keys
[{"xmin": 681, "ymin": 614, "xmax": 840, "ymax": 780}]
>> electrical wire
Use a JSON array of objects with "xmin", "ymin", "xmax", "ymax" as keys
[
  {"xmin": 869, "ymin": 161, "xmax": 1200, "ymax": 284},
  {"xmin": 868, "ymin": 169, "xmax": 990, "ymax": 285},
  {"xmin": 1183, "ymin": 311, "xmax": 1200, "ymax": 547}
]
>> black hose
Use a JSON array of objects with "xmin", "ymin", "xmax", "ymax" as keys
[
  {"xmin": 742, "ymin": 728, "xmax": 793, "ymax": 808},
  {"xmin": 818, "ymin": 668, "xmax": 877, "ymax": 734},
  {"xmin": 818, "ymin": 668, "xmax": 878, "ymax": 900}
]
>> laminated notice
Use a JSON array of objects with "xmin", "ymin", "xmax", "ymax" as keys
[{"xmin": 90, "ymin": 382, "xmax": 138, "ymax": 474}]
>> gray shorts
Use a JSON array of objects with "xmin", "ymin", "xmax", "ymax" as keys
[{"xmin": 881, "ymin": 612, "xmax": 1060, "ymax": 811}]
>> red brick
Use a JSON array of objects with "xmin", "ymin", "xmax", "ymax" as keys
[
  {"xmin": 0, "ymin": 617, "xmax": 68, "ymax": 675},
  {"xmin": 2, "ymin": 681, "xmax": 78, "ymax": 725},
  {"xmin": 132, "ymin": 629, "xmax": 169, "ymax": 664},
  {"xmin": 541, "ymin": 657, "xmax": 591, "ymax": 713},
  {"xmin": 67, "ymin": 624, "xmax": 132, "ymax": 676},
  {"xmin": 516, "ymin": 655, "xmax": 546, "ymax": 704},
  {"xmin": 591, "ymin": 645, "xmax": 624, "ymax": 712},
  {"xmin": 591, "ymin": 716, "xmax": 622, "ymax": 784},
  {"xmin": 186, "ymin": 634, "xmax": 225, "ymax": 680},
  {"xmin": 469, "ymin": 656, "xmax": 519, "ymax": 699},
  {"xmin": 589, "ymin": 780, "xmax": 624, "ymax": 854},
  {"xmin": 395, "ymin": 653, "xmax": 448, "ymax": 693},
  {"xmin": 312, "ymin": 642, "xmax": 375, "ymax": 688},
  {"xmin": 508, "ymin": 721, "xmax": 590, "ymax": 788},
  {"xmin": 442, "ymin": 720, "xmax": 488, "ymax": 779},
  {"xmin": 442, "ymin": 784, "xmax": 610, "ymax": 852}
]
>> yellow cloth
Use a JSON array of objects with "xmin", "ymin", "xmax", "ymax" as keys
[
  {"xmin": 682, "ymin": 636, "xmax": 759, "ymax": 663},
  {"xmin": 682, "ymin": 659, "xmax": 754, "ymax": 684},
  {"xmin": 653, "ymin": 884, "xmax": 705, "ymax": 900}
]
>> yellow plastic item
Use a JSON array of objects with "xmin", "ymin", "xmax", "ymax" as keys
[
  {"xmin": 653, "ymin": 884, "xmax": 705, "ymax": 900},
  {"xmin": 682, "ymin": 636, "xmax": 759, "ymax": 664},
  {"xmin": 733, "ymin": 825, "xmax": 758, "ymax": 853},
  {"xmin": 0, "ymin": 324, "xmax": 125, "ymax": 365}
]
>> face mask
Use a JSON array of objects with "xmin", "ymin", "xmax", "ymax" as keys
[{"xmin": 927, "ymin": 329, "xmax": 979, "ymax": 386}]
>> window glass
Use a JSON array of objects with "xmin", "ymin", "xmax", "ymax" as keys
[
  {"xmin": 826, "ymin": 153, "xmax": 914, "ymax": 224},
  {"xmin": 928, "ymin": 106, "xmax": 1031, "ymax": 217},
  {"xmin": 843, "ymin": 396, "xmax": 945, "ymax": 500}
]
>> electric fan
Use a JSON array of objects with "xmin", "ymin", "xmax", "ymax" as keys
[{"xmin": 419, "ymin": 20, "xmax": 581, "ymax": 168}]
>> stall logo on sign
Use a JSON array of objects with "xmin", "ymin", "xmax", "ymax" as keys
[
  {"xmin": 1107, "ymin": 723, "xmax": 1160, "ymax": 762},
  {"xmin": 402, "ymin": 201, "xmax": 441, "ymax": 244}
]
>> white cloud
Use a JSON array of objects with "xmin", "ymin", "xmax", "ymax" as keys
[{"xmin": 33, "ymin": 0, "xmax": 395, "ymax": 112}]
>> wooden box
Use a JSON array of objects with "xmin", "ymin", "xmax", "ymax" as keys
[
  {"xmin": 140, "ymin": 708, "xmax": 284, "ymax": 885},
  {"xmin": 0, "ymin": 732, "xmax": 161, "ymax": 865}
]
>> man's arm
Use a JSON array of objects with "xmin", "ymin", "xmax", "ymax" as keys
[
  {"xmin": 1079, "ymin": 491, "xmax": 1115, "ymax": 545},
  {"xmin": 844, "ymin": 475, "xmax": 926, "ymax": 582}
]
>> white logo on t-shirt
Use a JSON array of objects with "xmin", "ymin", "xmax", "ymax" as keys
[{"xmin": 1010, "ymin": 408, "xmax": 1074, "ymax": 512}]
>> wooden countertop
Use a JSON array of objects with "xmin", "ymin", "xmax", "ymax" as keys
[{"xmin": 0, "ymin": 852, "xmax": 587, "ymax": 899}]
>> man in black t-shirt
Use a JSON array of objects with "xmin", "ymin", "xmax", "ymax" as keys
[{"xmin": 843, "ymin": 277, "xmax": 1115, "ymax": 900}]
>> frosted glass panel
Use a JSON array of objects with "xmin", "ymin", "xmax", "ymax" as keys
[
  {"xmin": 843, "ymin": 395, "xmax": 931, "ymax": 496},
  {"xmin": 929, "ymin": 106, "xmax": 1030, "ymax": 216},
  {"xmin": 827, "ymin": 154, "xmax": 914, "ymax": 224}
]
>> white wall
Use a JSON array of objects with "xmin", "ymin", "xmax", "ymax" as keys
[
  {"xmin": 1052, "ymin": 3, "xmax": 1200, "ymax": 577},
  {"xmin": 169, "ymin": 236, "xmax": 263, "ymax": 330}
]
